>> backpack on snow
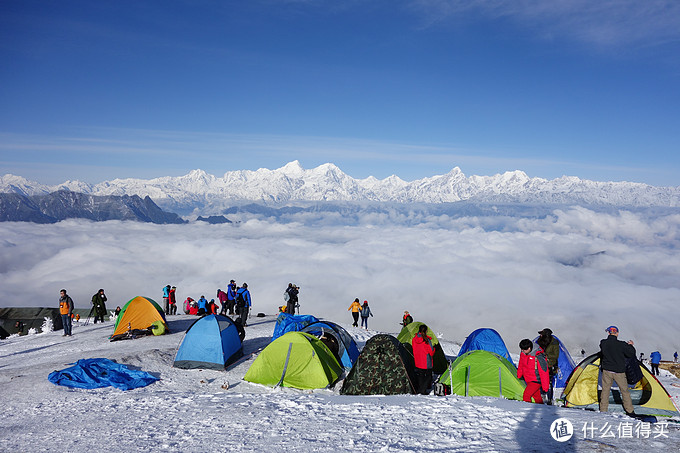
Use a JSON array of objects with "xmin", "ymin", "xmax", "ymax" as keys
[{"xmin": 434, "ymin": 382, "xmax": 451, "ymax": 396}]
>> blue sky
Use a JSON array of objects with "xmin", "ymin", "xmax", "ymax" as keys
[{"xmin": 1, "ymin": 0, "xmax": 679, "ymax": 186}]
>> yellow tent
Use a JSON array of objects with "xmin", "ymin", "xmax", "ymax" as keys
[
  {"xmin": 112, "ymin": 296, "xmax": 168, "ymax": 337},
  {"xmin": 562, "ymin": 354, "xmax": 679, "ymax": 417}
]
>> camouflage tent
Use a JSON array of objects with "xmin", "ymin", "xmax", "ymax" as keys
[{"xmin": 341, "ymin": 334, "xmax": 416, "ymax": 395}]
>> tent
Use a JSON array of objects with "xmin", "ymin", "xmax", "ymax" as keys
[
  {"xmin": 437, "ymin": 350, "xmax": 526, "ymax": 400},
  {"xmin": 300, "ymin": 320, "xmax": 359, "ymax": 370},
  {"xmin": 341, "ymin": 334, "xmax": 416, "ymax": 395},
  {"xmin": 532, "ymin": 334, "xmax": 576, "ymax": 388},
  {"xmin": 562, "ymin": 353, "xmax": 679, "ymax": 417},
  {"xmin": 244, "ymin": 331, "xmax": 342, "ymax": 390},
  {"xmin": 112, "ymin": 296, "xmax": 167, "ymax": 337},
  {"xmin": 396, "ymin": 322, "xmax": 448, "ymax": 374},
  {"xmin": 174, "ymin": 314, "xmax": 243, "ymax": 370},
  {"xmin": 457, "ymin": 328, "xmax": 514, "ymax": 366},
  {"xmin": 271, "ymin": 312, "xmax": 319, "ymax": 341}
]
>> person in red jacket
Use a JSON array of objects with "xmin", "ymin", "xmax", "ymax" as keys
[
  {"xmin": 412, "ymin": 324, "xmax": 435, "ymax": 395},
  {"xmin": 517, "ymin": 338, "xmax": 549, "ymax": 404}
]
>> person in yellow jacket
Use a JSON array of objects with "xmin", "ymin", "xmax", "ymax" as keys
[
  {"xmin": 59, "ymin": 289, "xmax": 74, "ymax": 336},
  {"xmin": 348, "ymin": 298, "xmax": 361, "ymax": 327}
]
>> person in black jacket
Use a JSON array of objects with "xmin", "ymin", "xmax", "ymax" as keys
[
  {"xmin": 599, "ymin": 325, "xmax": 636, "ymax": 415},
  {"xmin": 91, "ymin": 289, "xmax": 108, "ymax": 323}
]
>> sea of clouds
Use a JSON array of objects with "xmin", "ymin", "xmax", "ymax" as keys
[{"xmin": 1, "ymin": 205, "xmax": 679, "ymax": 359}]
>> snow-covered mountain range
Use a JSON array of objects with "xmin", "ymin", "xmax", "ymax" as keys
[{"xmin": 2, "ymin": 161, "xmax": 679, "ymax": 215}]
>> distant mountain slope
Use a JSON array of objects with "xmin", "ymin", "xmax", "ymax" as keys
[
  {"xmin": 2, "ymin": 161, "xmax": 679, "ymax": 215},
  {"xmin": 0, "ymin": 191, "xmax": 186, "ymax": 224}
]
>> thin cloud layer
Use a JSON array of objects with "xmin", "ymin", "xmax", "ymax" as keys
[
  {"xmin": 409, "ymin": 0, "xmax": 680, "ymax": 48},
  {"xmin": 1, "ymin": 207, "xmax": 678, "ymax": 358}
]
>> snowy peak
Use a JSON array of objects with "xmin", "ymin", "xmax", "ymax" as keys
[{"xmin": 2, "ymin": 163, "xmax": 680, "ymax": 213}]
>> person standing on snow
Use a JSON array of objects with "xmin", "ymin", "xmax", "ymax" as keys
[
  {"xmin": 59, "ymin": 289, "xmax": 74, "ymax": 336},
  {"xmin": 348, "ymin": 298, "xmax": 361, "ymax": 327},
  {"xmin": 217, "ymin": 288, "xmax": 228, "ymax": 315},
  {"xmin": 599, "ymin": 326, "xmax": 636, "ymax": 416},
  {"xmin": 285, "ymin": 283, "xmax": 299, "ymax": 315},
  {"xmin": 360, "ymin": 300, "xmax": 373, "ymax": 329},
  {"xmin": 162, "ymin": 284, "xmax": 171, "ymax": 315},
  {"xmin": 517, "ymin": 339, "xmax": 549, "ymax": 404},
  {"xmin": 236, "ymin": 283, "xmax": 251, "ymax": 326},
  {"xmin": 401, "ymin": 311, "xmax": 413, "ymax": 326},
  {"xmin": 536, "ymin": 328, "xmax": 560, "ymax": 405},
  {"xmin": 91, "ymin": 289, "xmax": 107, "ymax": 323},
  {"xmin": 226, "ymin": 279, "xmax": 237, "ymax": 315},
  {"xmin": 169, "ymin": 286, "xmax": 177, "ymax": 315},
  {"xmin": 650, "ymin": 351, "xmax": 661, "ymax": 376},
  {"xmin": 412, "ymin": 324, "xmax": 435, "ymax": 395}
]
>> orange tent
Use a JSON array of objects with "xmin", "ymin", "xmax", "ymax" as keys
[{"xmin": 112, "ymin": 296, "xmax": 168, "ymax": 337}]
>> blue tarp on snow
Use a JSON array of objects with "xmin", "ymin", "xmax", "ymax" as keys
[
  {"xmin": 48, "ymin": 358, "xmax": 159, "ymax": 390},
  {"xmin": 532, "ymin": 334, "xmax": 576, "ymax": 388},
  {"xmin": 271, "ymin": 312, "xmax": 319, "ymax": 341},
  {"xmin": 458, "ymin": 328, "xmax": 514, "ymax": 366}
]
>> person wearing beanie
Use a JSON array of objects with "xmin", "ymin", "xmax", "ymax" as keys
[{"xmin": 599, "ymin": 326, "xmax": 636, "ymax": 415}]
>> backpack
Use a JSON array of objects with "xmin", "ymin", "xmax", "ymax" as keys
[
  {"xmin": 284, "ymin": 290, "xmax": 290, "ymax": 303},
  {"xmin": 236, "ymin": 291, "xmax": 246, "ymax": 308},
  {"xmin": 625, "ymin": 357, "xmax": 644, "ymax": 385},
  {"xmin": 434, "ymin": 382, "xmax": 451, "ymax": 396}
]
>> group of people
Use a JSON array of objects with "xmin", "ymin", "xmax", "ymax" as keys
[
  {"xmin": 409, "ymin": 320, "xmax": 651, "ymax": 416},
  {"xmin": 162, "ymin": 285, "xmax": 178, "ymax": 315},
  {"xmin": 347, "ymin": 298, "xmax": 373, "ymax": 329},
  {"xmin": 57, "ymin": 288, "xmax": 112, "ymax": 337},
  {"xmin": 180, "ymin": 280, "xmax": 252, "ymax": 327}
]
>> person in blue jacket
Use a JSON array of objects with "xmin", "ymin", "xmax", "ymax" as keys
[
  {"xmin": 226, "ymin": 279, "xmax": 237, "ymax": 315},
  {"xmin": 162, "ymin": 284, "xmax": 171, "ymax": 315},
  {"xmin": 196, "ymin": 295, "xmax": 209, "ymax": 316},
  {"xmin": 236, "ymin": 283, "xmax": 251, "ymax": 327},
  {"xmin": 650, "ymin": 351, "xmax": 662, "ymax": 376},
  {"xmin": 360, "ymin": 300, "xmax": 373, "ymax": 329}
]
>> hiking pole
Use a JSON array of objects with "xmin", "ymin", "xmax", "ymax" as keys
[{"xmin": 83, "ymin": 306, "xmax": 96, "ymax": 326}]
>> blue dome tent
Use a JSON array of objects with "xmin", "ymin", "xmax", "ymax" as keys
[
  {"xmin": 458, "ymin": 328, "xmax": 514, "ymax": 366},
  {"xmin": 174, "ymin": 314, "xmax": 243, "ymax": 370},
  {"xmin": 301, "ymin": 320, "xmax": 360, "ymax": 369}
]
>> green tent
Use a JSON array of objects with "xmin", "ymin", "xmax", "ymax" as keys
[
  {"xmin": 438, "ymin": 350, "xmax": 526, "ymax": 400},
  {"xmin": 341, "ymin": 334, "xmax": 416, "ymax": 395},
  {"xmin": 243, "ymin": 331, "xmax": 342, "ymax": 390},
  {"xmin": 396, "ymin": 322, "xmax": 448, "ymax": 374}
]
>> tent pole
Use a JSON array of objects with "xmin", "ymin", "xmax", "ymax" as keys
[{"xmin": 276, "ymin": 343, "xmax": 294, "ymax": 388}]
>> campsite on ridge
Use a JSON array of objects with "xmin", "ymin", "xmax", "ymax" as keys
[{"xmin": 1, "ymin": 310, "xmax": 679, "ymax": 451}]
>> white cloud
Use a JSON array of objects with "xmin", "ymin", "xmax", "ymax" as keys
[{"xmin": 1, "ymin": 207, "xmax": 679, "ymax": 358}]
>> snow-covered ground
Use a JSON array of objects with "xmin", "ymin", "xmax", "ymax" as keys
[{"xmin": 1, "ymin": 314, "xmax": 679, "ymax": 452}]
